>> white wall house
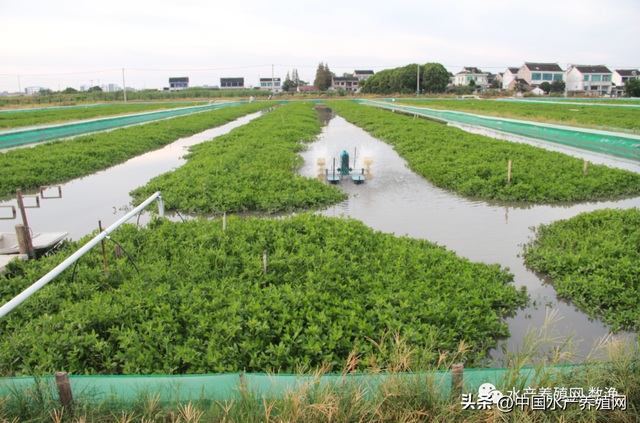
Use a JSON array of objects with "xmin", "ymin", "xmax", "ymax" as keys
[
  {"xmin": 330, "ymin": 76, "xmax": 360, "ymax": 92},
  {"xmin": 220, "ymin": 77, "xmax": 245, "ymax": 90},
  {"xmin": 612, "ymin": 69, "xmax": 639, "ymax": 86},
  {"xmin": 354, "ymin": 70, "xmax": 374, "ymax": 81},
  {"xmin": 25, "ymin": 86, "xmax": 43, "ymax": 95},
  {"xmin": 502, "ymin": 67, "xmax": 520, "ymax": 89},
  {"xmin": 259, "ymin": 77, "xmax": 282, "ymax": 92},
  {"xmin": 517, "ymin": 63, "xmax": 564, "ymax": 86},
  {"xmin": 169, "ymin": 77, "xmax": 189, "ymax": 91},
  {"xmin": 453, "ymin": 67, "xmax": 488, "ymax": 86},
  {"xmin": 565, "ymin": 65, "xmax": 613, "ymax": 95}
]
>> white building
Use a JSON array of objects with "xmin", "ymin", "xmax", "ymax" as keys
[
  {"xmin": 330, "ymin": 76, "xmax": 360, "ymax": 92},
  {"xmin": 220, "ymin": 77, "xmax": 245, "ymax": 90},
  {"xmin": 517, "ymin": 63, "xmax": 564, "ymax": 86},
  {"xmin": 354, "ymin": 70, "xmax": 374, "ymax": 81},
  {"xmin": 612, "ymin": 69, "xmax": 639, "ymax": 86},
  {"xmin": 453, "ymin": 67, "xmax": 488, "ymax": 86},
  {"xmin": 169, "ymin": 77, "xmax": 189, "ymax": 91},
  {"xmin": 259, "ymin": 77, "xmax": 282, "ymax": 92},
  {"xmin": 565, "ymin": 65, "xmax": 613, "ymax": 95},
  {"xmin": 25, "ymin": 86, "xmax": 43, "ymax": 95},
  {"xmin": 502, "ymin": 67, "xmax": 520, "ymax": 89}
]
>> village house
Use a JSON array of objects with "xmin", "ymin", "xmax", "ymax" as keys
[
  {"xmin": 565, "ymin": 65, "xmax": 613, "ymax": 96},
  {"xmin": 517, "ymin": 63, "xmax": 564, "ymax": 86},
  {"xmin": 259, "ymin": 77, "xmax": 282, "ymax": 92},
  {"xmin": 220, "ymin": 77, "xmax": 245, "ymax": 90},
  {"xmin": 330, "ymin": 76, "xmax": 360, "ymax": 93},
  {"xmin": 354, "ymin": 70, "xmax": 374, "ymax": 81},
  {"xmin": 169, "ymin": 77, "xmax": 189, "ymax": 91},
  {"xmin": 501, "ymin": 67, "xmax": 520, "ymax": 89},
  {"xmin": 453, "ymin": 67, "xmax": 489, "ymax": 87}
]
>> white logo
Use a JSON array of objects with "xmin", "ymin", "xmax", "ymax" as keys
[{"xmin": 478, "ymin": 383, "xmax": 503, "ymax": 405}]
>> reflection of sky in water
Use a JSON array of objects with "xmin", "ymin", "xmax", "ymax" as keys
[
  {"xmin": 298, "ymin": 109, "xmax": 639, "ymax": 365},
  {"xmin": 0, "ymin": 112, "xmax": 263, "ymax": 241}
]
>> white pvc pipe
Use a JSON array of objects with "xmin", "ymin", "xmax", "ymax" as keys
[{"xmin": 0, "ymin": 192, "xmax": 162, "ymax": 319}]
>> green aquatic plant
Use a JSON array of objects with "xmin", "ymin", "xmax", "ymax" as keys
[
  {"xmin": 131, "ymin": 101, "xmax": 348, "ymax": 213},
  {"xmin": 327, "ymin": 100, "xmax": 640, "ymax": 203},
  {"xmin": 523, "ymin": 207, "xmax": 640, "ymax": 331},
  {"xmin": 0, "ymin": 213, "xmax": 528, "ymax": 375},
  {"xmin": 0, "ymin": 102, "xmax": 278, "ymax": 196}
]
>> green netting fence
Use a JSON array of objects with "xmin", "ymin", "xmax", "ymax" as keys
[
  {"xmin": 0, "ymin": 366, "xmax": 574, "ymax": 404},
  {"xmin": 0, "ymin": 101, "xmax": 247, "ymax": 149},
  {"xmin": 357, "ymin": 100, "xmax": 640, "ymax": 161}
]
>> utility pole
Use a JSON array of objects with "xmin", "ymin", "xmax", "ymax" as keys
[
  {"xmin": 122, "ymin": 68, "xmax": 127, "ymax": 102},
  {"xmin": 17, "ymin": 76, "xmax": 22, "ymax": 96},
  {"xmin": 417, "ymin": 64, "xmax": 420, "ymax": 95},
  {"xmin": 272, "ymin": 64, "xmax": 275, "ymax": 94}
]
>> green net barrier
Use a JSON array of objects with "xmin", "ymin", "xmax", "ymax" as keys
[
  {"xmin": 356, "ymin": 100, "xmax": 640, "ymax": 161},
  {"xmin": 383, "ymin": 97, "xmax": 640, "ymax": 109},
  {"xmin": 0, "ymin": 101, "xmax": 209, "ymax": 115},
  {"xmin": 0, "ymin": 366, "xmax": 576, "ymax": 403},
  {"xmin": 0, "ymin": 102, "xmax": 246, "ymax": 149}
]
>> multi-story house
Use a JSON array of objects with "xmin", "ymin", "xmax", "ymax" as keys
[
  {"xmin": 259, "ymin": 77, "xmax": 282, "ymax": 92},
  {"xmin": 169, "ymin": 77, "xmax": 189, "ymax": 91},
  {"xmin": 330, "ymin": 76, "xmax": 360, "ymax": 92},
  {"xmin": 517, "ymin": 63, "xmax": 564, "ymax": 86},
  {"xmin": 502, "ymin": 67, "xmax": 520, "ymax": 89},
  {"xmin": 612, "ymin": 69, "xmax": 639, "ymax": 86},
  {"xmin": 454, "ymin": 67, "xmax": 488, "ymax": 86},
  {"xmin": 220, "ymin": 78, "xmax": 245, "ymax": 90},
  {"xmin": 354, "ymin": 70, "xmax": 374, "ymax": 81},
  {"xmin": 565, "ymin": 65, "xmax": 613, "ymax": 95}
]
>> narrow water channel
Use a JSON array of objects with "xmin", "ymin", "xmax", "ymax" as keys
[
  {"xmin": 299, "ymin": 107, "xmax": 639, "ymax": 365},
  {"xmin": 0, "ymin": 111, "xmax": 266, "ymax": 241}
]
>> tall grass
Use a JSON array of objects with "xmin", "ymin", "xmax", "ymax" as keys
[{"xmin": 1, "ymin": 309, "xmax": 637, "ymax": 422}]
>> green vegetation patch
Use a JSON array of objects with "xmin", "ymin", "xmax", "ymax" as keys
[
  {"xmin": 0, "ymin": 102, "xmax": 278, "ymax": 197},
  {"xmin": 397, "ymin": 99, "xmax": 640, "ymax": 132},
  {"xmin": 0, "ymin": 214, "xmax": 528, "ymax": 375},
  {"xmin": 0, "ymin": 102, "xmax": 202, "ymax": 129},
  {"xmin": 523, "ymin": 208, "xmax": 640, "ymax": 331},
  {"xmin": 131, "ymin": 102, "xmax": 347, "ymax": 213},
  {"xmin": 327, "ymin": 101, "xmax": 640, "ymax": 202}
]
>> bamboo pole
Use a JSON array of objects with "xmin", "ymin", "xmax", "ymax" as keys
[
  {"xmin": 55, "ymin": 372, "xmax": 73, "ymax": 406},
  {"xmin": 99, "ymin": 221, "xmax": 108, "ymax": 278},
  {"xmin": 263, "ymin": 250, "xmax": 267, "ymax": 274},
  {"xmin": 451, "ymin": 363, "xmax": 464, "ymax": 397},
  {"xmin": 15, "ymin": 224, "xmax": 35, "ymax": 259},
  {"xmin": 507, "ymin": 160, "xmax": 512, "ymax": 183},
  {"xmin": 583, "ymin": 160, "xmax": 588, "ymax": 174},
  {"xmin": 223, "ymin": 212, "xmax": 226, "ymax": 231}
]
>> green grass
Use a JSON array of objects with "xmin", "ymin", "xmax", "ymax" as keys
[
  {"xmin": 0, "ymin": 213, "xmax": 527, "ymax": 376},
  {"xmin": 0, "ymin": 102, "xmax": 203, "ymax": 129},
  {"xmin": 523, "ymin": 207, "xmax": 640, "ymax": 331},
  {"xmin": 131, "ymin": 102, "xmax": 348, "ymax": 213},
  {"xmin": 327, "ymin": 100, "xmax": 640, "ymax": 202},
  {"xmin": 0, "ymin": 102, "xmax": 278, "ymax": 197},
  {"xmin": 397, "ymin": 99, "xmax": 640, "ymax": 132}
]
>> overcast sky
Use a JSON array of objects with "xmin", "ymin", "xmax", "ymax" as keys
[{"xmin": 1, "ymin": 0, "xmax": 639, "ymax": 92}]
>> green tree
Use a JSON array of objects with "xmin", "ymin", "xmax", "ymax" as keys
[
  {"xmin": 421, "ymin": 63, "xmax": 450, "ymax": 93},
  {"xmin": 624, "ymin": 79, "xmax": 640, "ymax": 97},
  {"xmin": 282, "ymin": 72, "xmax": 293, "ymax": 92},
  {"xmin": 514, "ymin": 82, "xmax": 527, "ymax": 93},
  {"xmin": 38, "ymin": 88, "xmax": 53, "ymax": 96},
  {"xmin": 490, "ymin": 79, "xmax": 501, "ymax": 89},
  {"xmin": 324, "ymin": 63, "xmax": 334, "ymax": 90},
  {"xmin": 539, "ymin": 82, "xmax": 551, "ymax": 93},
  {"xmin": 358, "ymin": 79, "xmax": 366, "ymax": 87},
  {"xmin": 62, "ymin": 87, "xmax": 78, "ymax": 94},
  {"xmin": 87, "ymin": 86, "xmax": 103, "ymax": 92},
  {"xmin": 468, "ymin": 79, "xmax": 476, "ymax": 88},
  {"xmin": 550, "ymin": 79, "xmax": 565, "ymax": 93},
  {"xmin": 342, "ymin": 72, "xmax": 353, "ymax": 77},
  {"xmin": 315, "ymin": 62, "xmax": 332, "ymax": 91}
]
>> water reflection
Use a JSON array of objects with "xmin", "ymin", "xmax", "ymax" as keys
[{"xmin": 298, "ymin": 107, "xmax": 638, "ymax": 366}]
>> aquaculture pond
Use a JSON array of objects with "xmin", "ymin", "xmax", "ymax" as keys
[
  {"xmin": 298, "ymin": 107, "xmax": 638, "ymax": 363},
  {"xmin": 0, "ymin": 111, "xmax": 268, "ymax": 241}
]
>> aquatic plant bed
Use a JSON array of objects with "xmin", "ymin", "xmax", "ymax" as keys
[
  {"xmin": 523, "ymin": 208, "xmax": 640, "ymax": 331},
  {"xmin": 0, "ymin": 102, "xmax": 278, "ymax": 197},
  {"xmin": 397, "ymin": 99, "xmax": 640, "ymax": 132},
  {"xmin": 327, "ymin": 101, "xmax": 640, "ymax": 202},
  {"xmin": 0, "ymin": 102, "xmax": 203, "ymax": 129},
  {"xmin": 131, "ymin": 102, "xmax": 347, "ymax": 213},
  {"xmin": 0, "ymin": 213, "xmax": 528, "ymax": 375}
]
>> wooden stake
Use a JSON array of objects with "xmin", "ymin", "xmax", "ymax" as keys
[
  {"xmin": 115, "ymin": 245, "xmax": 122, "ymax": 259},
  {"xmin": 55, "ymin": 372, "xmax": 73, "ymax": 406},
  {"xmin": 451, "ymin": 363, "xmax": 464, "ymax": 397},
  {"xmin": 583, "ymin": 160, "xmax": 588, "ymax": 174},
  {"xmin": 263, "ymin": 250, "xmax": 267, "ymax": 274},
  {"xmin": 223, "ymin": 212, "xmax": 226, "ymax": 231},
  {"xmin": 15, "ymin": 224, "xmax": 35, "ymax": 260},
  {"xmin": 507, "ymin": 160, "xmax": 512, "ymax": 183},
  {"xmin": 281, "ymin": 115, "xmax": 284, "ymax": 123},
  {"xmin": 99, "ymin": 221, "xmax": 108, "ymax": 278},
  {"xmin": 15, "ymin": 189, "xmax": 29, "ymax": 228}
]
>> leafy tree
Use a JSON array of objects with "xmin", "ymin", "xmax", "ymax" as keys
[
  {"xmin": 358, "ymin": 79, "xmax": 366, "ymax": 87},
  {"xmin": 38, "ymin": 88, "xmax": 53, "ymax": 96},
  {"xmin": 342, "ymin": 72, "xmax": 353, "ymax": 77},
  {"xmin": 282, "ymin": 72, "xmax": 293, "ymax": 92},
  {"xmin": 539, "ymin": 82, "xmax": 551, "ymax": 93},
  {"xmin": 87, "ymin": 86, "xmax": 103, "ymax": 92},
  {"xmin": 62, "ymin": 87, "xmax": 78, "ymax": 94},
  {"xmin": 490, "ymin": 79, "xmax": 501, "ymax": 89},
  {"xmin": 314, "ymin": 62, "xmax": 332, "ymax": 91},
  {"xmin": 550, "ymin": 79, "xmax": 565, "ymax": 93},
  {"xmin": 624, "ymin": 79, "xmax": 640, "ymax": 97},
  {"xmin": 421, "ymin": 63, "xmax": 450, "ymax": 93},
  {"xmin": 449, "ymin": 84, "xmax": 474, "ymax": 95},
  {"xmin": 514, "ymin": 82, "xmax": 527, "ymax": 93},
  {"xmin": 468, "ymin": 79, "xmax": 476, "ymax": 88}
]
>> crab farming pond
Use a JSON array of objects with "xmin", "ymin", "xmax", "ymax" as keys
[{"xmin": 1, "ymin": 105, "xmax": 639, "ymax": 366}]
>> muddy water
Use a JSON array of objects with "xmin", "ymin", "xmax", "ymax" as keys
[
  {"xmin": 0, "ymin": 111, "xmax": 266, "ymax": 241},
  {"xmin": 299, "ymin": 108, "xmax": 639, "ymax": 365}
]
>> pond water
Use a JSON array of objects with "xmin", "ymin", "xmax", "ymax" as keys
[
  {"xmin": 298, "ymin": 108, "xmax": 639, "ymax": 365},
  {"xmin": 0, "ymin": 111, "xmax": 266, "ymax": 241}
]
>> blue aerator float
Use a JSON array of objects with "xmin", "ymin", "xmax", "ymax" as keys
[{"xmin": 325, "ymin": 149, "xmax": 368, "ymax": 185}]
